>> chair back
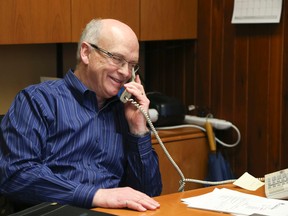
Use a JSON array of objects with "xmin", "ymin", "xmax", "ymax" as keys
[{"xmin": 0, "ymin": 115, "xmax": 4, "ymax": 123}]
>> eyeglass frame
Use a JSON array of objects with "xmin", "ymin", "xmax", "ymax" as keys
[{"xmin": 87, "ymin": 42, "xmax": 140, "ymax": 73}]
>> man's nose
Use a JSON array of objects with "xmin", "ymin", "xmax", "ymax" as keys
[{"xmin": 118, "ymin": 62, "xmax": 132, "ymax": 78}]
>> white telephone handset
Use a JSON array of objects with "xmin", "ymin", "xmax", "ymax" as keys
[{"xmin": 118, "ymin": 68, "xmax": 136, "ymax": 103}]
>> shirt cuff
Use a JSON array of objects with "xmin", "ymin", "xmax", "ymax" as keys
[
  {"xmin": 73, "ymin": 184, "xmax": 98, "ymax": 208},
  {"xmin": 127, "ymin": 131, "xmax": 153, "ymax": 156}
]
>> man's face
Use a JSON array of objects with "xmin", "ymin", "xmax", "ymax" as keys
[{"xmin": 87, "ymin": 41, "xmax": 139, "ymax": 100}]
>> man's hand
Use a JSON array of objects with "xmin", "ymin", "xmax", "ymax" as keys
[
  {"xmin": 122, "ymin": 75, "xmax": 150, "ymax": 136},
  {"xmin": 92, "ymin": 187, "xmax": 160, "ymax": 212}
]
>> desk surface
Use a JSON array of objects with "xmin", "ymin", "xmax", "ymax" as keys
[{"xmin": 92, "ymin": 184, "xmax": 265, "ymax": 215}]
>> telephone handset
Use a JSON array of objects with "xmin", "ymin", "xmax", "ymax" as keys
[{"xmin": 117, "ymin": 68, "xmax": 136, "ymax": 103}]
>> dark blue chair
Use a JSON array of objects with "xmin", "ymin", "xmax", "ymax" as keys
[
  {"xmin": 0, "ymin": 115, "xmax": 4, "ymax": 123},
  {"xmin": 0, "ymin": 114, "xmax": 15, "ymax": 215}
]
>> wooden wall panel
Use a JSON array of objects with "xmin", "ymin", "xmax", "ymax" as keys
[
  {"xmin": 196, "ymin": 1, "xmax": 287, "ymax": 177},
  {"xmin": 281, "ymin": 3, "xmax": 288, "ymax": 168},
  {"xmin": 233, "ymin": 26, "xmax": 250, "ymax": 176},
  {"xmin": 247, "ymin": 29, "xmax": 270, "ymax": 176},
  {"xmin": 145, "ymin": 0, "xmax": 288, "ymax": 178},
  {"xmin": 145, "ymin": 40, "xmax": 195, "ymax": 104}
]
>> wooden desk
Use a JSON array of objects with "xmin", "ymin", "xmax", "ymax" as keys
[
  {"xmin": 151, "ymin": 127, "xmax": 209, "ymax": 194},
  {"xmin": 93, "ymin": 184, "xmax": 265, "ymax": 215}
]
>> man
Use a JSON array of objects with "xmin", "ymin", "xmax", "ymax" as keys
[{"xmin": 0, "ymin": 18, "xmax": 162, "ymax": 212}]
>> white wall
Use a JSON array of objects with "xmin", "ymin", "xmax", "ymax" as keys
[{"xmin": 0, "ymin": 43, "xmax": 78, "ymax": 114}]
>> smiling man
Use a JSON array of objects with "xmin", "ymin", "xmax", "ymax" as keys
[{"xmin": 0, "ymin": 18, "xmax": 162, "ymax": 212}]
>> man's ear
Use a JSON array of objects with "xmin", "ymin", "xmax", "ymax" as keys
[{"xmin": 80, "ymin": 43, "xmax": 91, "ymax": 65}]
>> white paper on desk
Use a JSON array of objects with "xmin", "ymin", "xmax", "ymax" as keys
[
  {"xmin": 231, "ymin": 0, "xmax": 282, "ymax": 24},
  {"xmin": 181, "ymin": 188, "xmax": 288, "ymax": 216},
  {"xmin": 233, "ymin": 172, "xmax": 264, "ymax": 191}
]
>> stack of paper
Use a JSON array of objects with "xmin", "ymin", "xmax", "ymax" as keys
[{"xmin": 182, "ymin": 188, "xmax": 288, "ymax": 216}]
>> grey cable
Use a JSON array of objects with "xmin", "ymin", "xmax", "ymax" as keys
[{"xmin": 125, "ymin": 97, "xmax": 243, "ymax": 192}]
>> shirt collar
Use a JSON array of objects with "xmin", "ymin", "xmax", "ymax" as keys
[
  {"xmin": 64, "ymin": 69, "xmax": 89, "ymax": 95},
  {"xmin": 64, "ymin": 69, "xmax": 119, "ymax": 111}
]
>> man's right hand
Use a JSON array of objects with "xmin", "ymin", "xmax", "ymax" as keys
[{"xmin": 92, "ymin": 187, "xmax": 160, "ymax": 212}]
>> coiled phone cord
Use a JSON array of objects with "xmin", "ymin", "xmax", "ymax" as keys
[
  {"xmin": 126, "ymin": 98, "xmax": 187, "ymax": 191},
  {"xmin": 126, "ymin": 97, "xmax": 239, "ymax": 192}
]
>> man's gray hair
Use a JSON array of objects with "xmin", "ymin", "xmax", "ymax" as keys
[{"xmin": 76, "ymin": 18, "xmax": 103, "ymax": 61}]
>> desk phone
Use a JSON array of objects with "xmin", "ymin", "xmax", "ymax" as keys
[{"xmin": 265, "ymin": 168, "xmax": 288, "ymax": 199}]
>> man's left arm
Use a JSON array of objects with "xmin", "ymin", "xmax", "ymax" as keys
[{"xmin": 125, "ymin": 133, "xmax": 162, "ymax": 197}]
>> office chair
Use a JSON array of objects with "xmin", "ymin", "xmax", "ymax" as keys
[{"xmin": 0, "ymin": 114, "xmax": 15, "ymax": 215}]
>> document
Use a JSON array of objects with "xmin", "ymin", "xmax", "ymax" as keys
[
  {"xmin": 231, "ymin": 0, "xmax": 282, "ymax": 24},
  {"xmin": 182, "ymin": 188, "xmax": 288, "ymax": 216},
  {"xmin": 233, "ymin": 172, "xmax": 264, "ymax": 191}
]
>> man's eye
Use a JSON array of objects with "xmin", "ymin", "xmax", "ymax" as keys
[{"xmin": 112, "ymin": 55, "xmax": 123, "ymax": 63}]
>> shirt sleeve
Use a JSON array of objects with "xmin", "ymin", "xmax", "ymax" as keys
[
  {"xmin": 0, "ymin": 90, "xmax": 97, "ymax": 208},
  {"xmin": 124, "ymin": 132, "xmax": 163, "ymax": 197}
]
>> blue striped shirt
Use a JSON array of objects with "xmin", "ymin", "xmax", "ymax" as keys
[{"xmin": 0, "ymin": 69, "xmax": 162, "ymax": 208}]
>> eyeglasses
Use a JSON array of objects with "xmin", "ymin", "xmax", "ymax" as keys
[{"xmin": 88, "ymin": 43, "xmax": 140, "ymax": 73}]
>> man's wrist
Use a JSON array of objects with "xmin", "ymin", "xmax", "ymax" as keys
[{"xmin": 131, "ymin": 128, "xmax": 150, "ymax": 137}]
